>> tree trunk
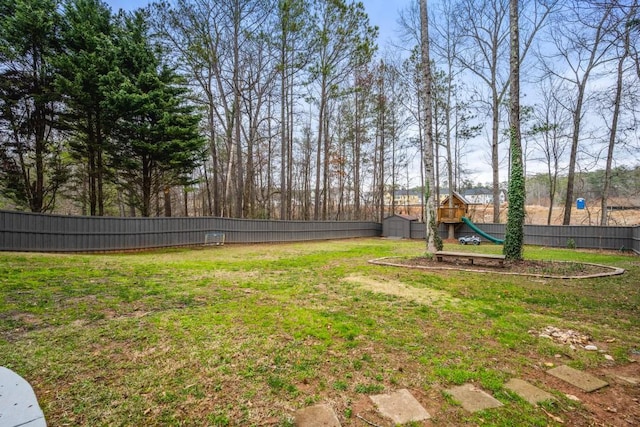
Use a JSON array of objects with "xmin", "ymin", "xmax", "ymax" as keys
[
  {"xmin": 322, "ymin": 108, "xmax": 331, "ymax": 220},
  {"xmin": 420, "ymin": 0, "xmax": 441, "ymax": 253},
  {"xmin": 280, "ymin": 88, "xmax": 287, "ymax": 220},
  {"xmin": 491, "ymin": 92, "xmax": 500, "ymax": 223},
  {"xmin": 280, "ymin": 26, "xmax": 288, "ymax": 220},
  {"xmin": 600, "ymin": 27, "xmax": 628, "ymax": 226},
  {"xmin": 207, "ymin": 101, "xmax": 219, "ymax": 216},
  {"xmin": 184, "ymin": 186, "xmax": 189, "ymax": 217},
  {"xmin": 142, "ymin": 157, "xmax": 152, "ymax": 217},
  {"xmin": 563, "ymin": 101, "xmax": 582, "ymax": 225},
  {"xmin": 164, "ymin": 185, "xmax": 172, "ymax": 217},
  {"xmin": 354, "ymin": 72, "xmax": 362, "ymax": 219},
  {"xmin": 86, "ymin": 111, "xmax": 97, "ymax": 216},
  {"xmin": 503, "ymin": 0, "xmax": 524, "ymax": 261},
  {"xmin": 314, "ymin": 77, "xmax": 327, "ymax": 220},
  {"xmin": 377, "ymin": 65, "xmax": 385, "ymax": 223},
  {"xmin": 302, "ymin": 126, "xmax": 312, "ymax": 220},
  {"xmin": 89, "ymin": 144, "xmax": 97, "ymax": 216},
  {"xmin": 287, "ymin": 77, "xmax": 294, "ymax": 219},
  {"xmin": 233, "ymin": 0, "xmax": 244, "ymax": 218},
  {"xmin": 547, "ymin": 164, "xmax": 556, "ymax": 226},
  {"xmin": 96, "ymin": 112, "xmax": 104, "ymax": 217}
]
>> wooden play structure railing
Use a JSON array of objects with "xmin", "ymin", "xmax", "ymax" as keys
[{"xmin": 438, "ymin": 206, "xmax": 467, "ymax": 223}]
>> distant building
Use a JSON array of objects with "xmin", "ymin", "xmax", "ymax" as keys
[
  {"xmin": 463, "ymin": 187, "xmax": 506, "ymax": 205},
  {"xmin": 384, "ymin": 189, "xmax": 423, "ymax": 208}
]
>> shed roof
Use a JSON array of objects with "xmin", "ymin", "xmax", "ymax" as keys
[{"xmin": 385, "ymin": 214, "xmax": 420, "ymax": 221}]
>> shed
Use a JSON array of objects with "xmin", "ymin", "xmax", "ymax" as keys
[
  {"xmin": 438, "ymin": 191, "xmax": 471, "ymax": 224},
  {"xmin": 382, "ymin": 214, "xmax": 420, "ymax": 239}
]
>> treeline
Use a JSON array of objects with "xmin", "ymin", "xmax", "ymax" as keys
[
  {"xmin": 1, "ymin": 0, "xmax": 387, "ymax": 219},
  {"xmin": 1, "ymin": 0, "xmax": 638, "ymax": 222}
]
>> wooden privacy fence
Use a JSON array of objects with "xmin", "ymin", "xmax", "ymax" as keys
[
  {"xmin": 411, "ymin": 222, "xmax": 638, "ymax": 253},
  {"xmin": 1, "ymin": 210, "xmax": 639, "ymax": 253},
  {"xmin": 0, "ymin": 210, "xmax": 381, "ymax": 252}
]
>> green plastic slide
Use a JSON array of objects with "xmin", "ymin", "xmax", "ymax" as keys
[{"xmin": 461, "ymin": 217, "xmax": 504, "ymax": 244}]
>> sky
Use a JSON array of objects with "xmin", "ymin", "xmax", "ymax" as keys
[{"xmin": 106, "ymin": 0, "xmax": 414, "ymax": 42}]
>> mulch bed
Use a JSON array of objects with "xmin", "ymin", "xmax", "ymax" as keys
[{"xmin": 370, "ymin": 256, "xmax": 624, "ymax": 279}]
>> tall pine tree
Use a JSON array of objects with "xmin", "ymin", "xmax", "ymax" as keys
[
  {"xmin": 104, "ymin": 11, "xmax": 204, "ymax": 217},
  {"xmin": 0, "ymin": 0, "xmax": 67, "ymax": 212},
  {"xmin": 56, "ymin": 0, "xmax": 116, "ymax": 215}
]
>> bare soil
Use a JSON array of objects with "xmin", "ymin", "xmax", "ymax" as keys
[
  {"xmin": 525, "ymin": 353, "xmax": 640, "ymax": 427},
  {"xmin": 468, "ymin": 204, "xmax": 640, "ymax": 226}
]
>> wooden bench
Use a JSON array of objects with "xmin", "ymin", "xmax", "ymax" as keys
[{"xmin": 434, "ymin": 251, "xmax": 506, "ymax": 267}]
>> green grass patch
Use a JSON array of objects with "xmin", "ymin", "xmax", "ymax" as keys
[{"xmin": 0, "ymin": 239, "xmax": 637, "ymax": 425}]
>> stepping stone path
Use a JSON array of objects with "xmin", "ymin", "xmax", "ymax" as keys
[
  {"xmin": 294, "ymin": 404, "xmax": 341, "ymax": 427},
  {"xmin": 505, "ymin": 378, "xmax": 554, "ymax": 405},
  {"xmin": 369, "ymin": 388, "xmax": 431, "ymax": 424},
  {"xmin": 615, "ymin": 375, "xmax": 639, "ymax": 386},
  {"xmin": 294, "ymin": 364, "xmax": 612, "ymax": 425},
  {"xmin": 547, "ymin": 365, "xmax": 609, "ymax": 392},
  {"xmin": 446, "ymin": 384, "xmax": 503, "ymax": 413},
  {"xmin": 2, "ymin": 360, "xmax": 610, "ymax": 427},
  {"xmin": 0, "ymin": 367, "xmax": 46, "ymax": 427}
]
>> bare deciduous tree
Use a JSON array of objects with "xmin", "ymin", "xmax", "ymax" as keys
[
  {"xmin": 455, "ymin": 0, "xmax": 556, "ymax": 223},
  {"xmin": 530, "ymin": 76, "xmax": 570, "ymax": 225},
  {"xmin": 541, "ymin": 0, "xmax": 616, "ymax": 225}
]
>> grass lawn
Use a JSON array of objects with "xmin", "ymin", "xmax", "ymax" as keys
[{"xmin": 1, "ymin": 238, "xmax": 638, "ymax": 426}]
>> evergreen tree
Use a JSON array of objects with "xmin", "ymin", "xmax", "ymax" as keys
[
  {"xmin": 0, "ymin": 0, "xmax": 67, "ymax": 212},
  {"xmin": 56, "ymin": 0, "xmax": 116, "ymax": 215},
  {"xmin": 104, "ymin": 11, "xmax": 205, "ymax": 217}
]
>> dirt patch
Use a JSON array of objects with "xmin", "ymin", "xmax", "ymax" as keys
[
  {"xmin": 370, "ymin": 256, "xmax": 624, "ymax": 279},
  {"xmin": 524, "ymin": 356, "xmax": 640, "ymax": 426},
  {"xmin": 343, "ymin": 275, "xmax": 459, "ymax": 305}
]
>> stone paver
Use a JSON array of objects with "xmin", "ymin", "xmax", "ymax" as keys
[
  {"xmin": 0, "ymin": 366, "xmax": 46, "ymax": 427},
  {"xmin": 615, "ymin": 375, "xmax": 639, "ymax": 386},
  {"xmin": 369, "ymin": 388, "xmax": 431, "ymax": 424},
  {"xmin": 547, "ymin": 365, "xmax": 608, "ymax": 392},
  {"xmin": 446, "ymin": 384, "xmax": 503, "ymax": 413},
  {"xmin": 294, "ymin": 404, "xmax": 341, "ymax": 427},
  {"xmin": 505, "ymin": 378, "xmax": 554, "ymax": 405}
]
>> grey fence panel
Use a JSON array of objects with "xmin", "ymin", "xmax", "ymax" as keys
[
  {"xmin": 633, "ymin": 227, "xmax": 640, "ymax": 254},
  {"xmin": 522, "ymin": 225, "xmax": 632, "ymax": 250},
  {"xmin": 410, "ymin": 221, "xmax": 638, "ymax": 251},
  {"xmin": 1, "ymin": 210, "xmax": 637, "ymax": 252},
  {"xmin": 407, "ymin": 222, "xmax": 422, "ymax": 240},
  {"xmin": 0, "ymin": 210, "xmax": 381, "ymax": 252}
]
